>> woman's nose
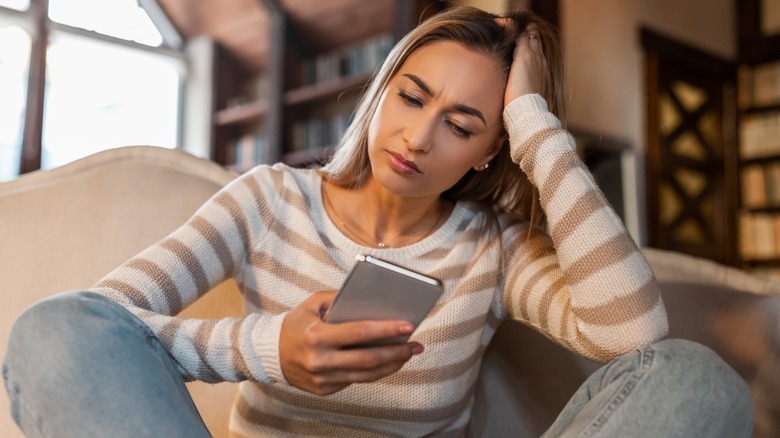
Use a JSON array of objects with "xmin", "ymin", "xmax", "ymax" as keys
[{"xmin": 403, "ymin": 114, "xmax": 436, "ymax": 153}]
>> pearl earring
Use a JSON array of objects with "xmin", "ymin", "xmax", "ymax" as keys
[{"xmin": 476, "ymin": 163, "xmax": 489, "ymax": 171}]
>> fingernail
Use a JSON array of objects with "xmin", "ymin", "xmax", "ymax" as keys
[
  {"xmin": 411, "ymin": 343, "xmax": 424, "ymax": 355},
  {"xmin": 399, "ymin": 323, "xmax": 415, "ymax": 334}
]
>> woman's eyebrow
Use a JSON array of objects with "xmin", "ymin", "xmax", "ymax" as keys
[{"xmin": 402, "ymin": 73, "xmax": 486, "ymax": 126}]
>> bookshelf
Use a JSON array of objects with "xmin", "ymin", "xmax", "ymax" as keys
[
  {"xmin": 735, "ymin": 0, "xmax": 780, "ymax": 280},
  {"xmin": 737, "ymin": 62, "xmax": 780, "ymax": 280},
  {"xmin": 209, "ymin": 0, "xmax": 444, "ymax": 171},
  {"xmin": 283, "ymin": 34, "xmax": 394, "ymax": 166}
]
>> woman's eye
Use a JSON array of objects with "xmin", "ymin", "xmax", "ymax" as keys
[
  {"xmin": 398, "ymin": 91, "xmax": 422, "ymax": 108},
  {"xmin": 448, "ymin": 122, "xmax": 472, "ymax": 139}
]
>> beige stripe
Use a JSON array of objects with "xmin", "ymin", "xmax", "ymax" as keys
[
  {"xmin": 514, "ymin": 228, "xmax": 555, "ymax": 264},
  {"xmin": 267, "ymin": 222, "xmax": 339, "ymax": 269},
  {"xmin": 426, "ymin": 269, "xmax": 496, "ymax": 320},
  {"xmin": 565, "ymin": 232, "xmax": 639, "ymax": 285},
  {"xmin": 126, "ymin": 258, "xmax": 183, "ymax": 314},
  {"xmin": 240, "ymin": 283, "xmax": 290, "ymax": 315},
  {"xmin": 249, "ymin": 251, "xmax": 333, "ymax": 294},
  {"xmin": 515, "ymin": 128, "xmax": 563, "ymax": 173},
  {"xmin": 214, "ymin": 191, "xmax": 251, "ymax": 254},
  {"xmin": 559, "ymin": 299, "xmax": 572, "ymax": 345},
  {"xmin": 237, "ymin": 283, "xmax": 264, "ymax": 311},
  {"xmin": 192, "ymin": 320, "xmax": 224, "ymax": 382},
  {"xmin": 536, "ymin": 276, "xmax": 567, "ymax": 331},
  {"xmin": 575, "ymin": 329, "xmax": 622, "ymax": 362},
  {"xmin": 241, "ymin": 172, "xmax": 276, "ymax": 227},
  {"xmin": 414, "ymin": 313, "xmax": 489, "ymax": 344},
  {"xmin": 503, "ymin": 231, "xmax": 556, "ymax": 314},
  {"xmin": 574, "ymin": 281, "xmax": 661, "ymax": 327},
  {"xmin": 155, "ymin": 318, "xmax": 184, "ymax": 366},
  {"xmin": 229, "ymin": 321, "xmax": 253, "ymax": 380},
  {"xmin": 234, "ymin": 393, "xmax": 408, "ymax": 437},
  {"xmin": 537, "ymin": 150, "xmax": 589, "ymax": 206},
  {"xmin": 159, "ymin": 238, "xmax": 211, "ymax": 299},
  {"xmin": 93, "ymin": 279, "xmax": 151, "ymax": 309},
  {"xmin": 516, "ymin": 262, "xmax": 559, "ymax": 321},
  {"xmin": 260, "ymin": 172, "xmax": 311, "ymax": 228},
  {"xmin": 190, "ymin": 216, "xmax": 234, "ymax": 279},
  {"xmin": 385, "ymin": 344, "xmax": 484, "ymax": 386},
  {"xmin": 549, "ymin": 188, "xmax": 604, "ymax": 246},
  {"xmin": 254, "ymin": 378, "xmax": 478, "ymax": 423}
]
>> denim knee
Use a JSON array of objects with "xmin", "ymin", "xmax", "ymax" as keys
[
  {"xmin": 12, "ymin": 290, "xmax": 147, "ymax": 339},
  {"xmin": 647, "ymin": 339, "xmax": 753, "ymax": 433},
  {"xmin": 4, "ymin": 290, "xmax": 152, "ymax": 376}
]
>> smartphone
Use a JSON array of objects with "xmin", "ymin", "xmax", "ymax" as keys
[{"xmin": 323, "ymin": 254, "xmax": 444, "ymax": 346}]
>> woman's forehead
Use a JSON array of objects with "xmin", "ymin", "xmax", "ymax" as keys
[{"xmin": 393, "ymin": 41, "xmax": 505, "ymax": 116}]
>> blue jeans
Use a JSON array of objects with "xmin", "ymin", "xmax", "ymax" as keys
[{"xmin": 3, "ymin": 291, "xmax": 753, "ymax": 437}]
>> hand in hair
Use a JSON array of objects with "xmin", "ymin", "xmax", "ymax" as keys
[
  {"xmin": 503, "ymin": 23, "xmax": 548, "ymax": 108},
  {"xmin": 279, "ymin": 291, "xmax": 424, "ymax": 396}
]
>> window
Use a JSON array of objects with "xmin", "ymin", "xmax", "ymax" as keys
[
  {"xmin": 48, "ymin": 0, "xmax": 163, "ymax": 46},
  {"xmin": 0, "ymin": 0, "xmax": 184, "ymax": 181},
  {"xmin": 0, "ymin": 0, "xmax": 28, "ymax": 11},
  {"xmin": 0, "ymin": 24, "xmax": 30, "ymax": 181},
  {"xmin": 42, "ymin": 32, "xmax": 181, "ymax": 169}
]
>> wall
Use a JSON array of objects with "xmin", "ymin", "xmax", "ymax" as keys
[
  {"xmin": 182, "ymin": 36, "xmax": 215, "ymax": 160},
  {"xmin": 560, "ymin": 0, "xmax": 735, "ymax": 243}
]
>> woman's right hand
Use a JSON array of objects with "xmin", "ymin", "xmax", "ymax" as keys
[{"xmin": 279, "ymin": 291, "xmax": 424, "ymax": 396}]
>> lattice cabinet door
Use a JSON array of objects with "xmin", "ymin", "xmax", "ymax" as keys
[{"xmin": 642, "ymin": 30, "xmax": 739, "ymax": 265}]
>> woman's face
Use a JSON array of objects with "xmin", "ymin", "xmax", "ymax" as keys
[{"xmin": 367, "ymin": 41, "xmax": 506, "ymax": 199}]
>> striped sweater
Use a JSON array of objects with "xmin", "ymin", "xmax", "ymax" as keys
[{"xmin": 92, "ymin": 94, "xmax": 668, "ymax": 437}]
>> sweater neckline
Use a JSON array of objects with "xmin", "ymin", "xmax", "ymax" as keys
[{"xmin": 312, "ymin": 172, "xmax": 466, "ymax": 256}]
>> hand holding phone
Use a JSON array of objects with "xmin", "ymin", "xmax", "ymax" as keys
[
  {"xmin": 323, "ymin": 255, "xmax": 444, "ymax": 346},
  {"xmin": 279, "ymin": 290, "xmax": 424, "ymax": 395}
]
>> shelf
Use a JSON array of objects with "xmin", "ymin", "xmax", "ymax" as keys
[
  {"xmin": 744, "ymin": 258, "xmax": 780, "ymax": 267},
  {"xmin": 215, "ymin": 99, "xmax": 269, "ymax": 126},
  {"xmin": 282, "ymin": 147, "xmax": 335, "ymax": 167},
  {"xmin": 284, "ymin": 72, "xmax": 372, "ymax": 107},
  {"xmin": 740, "ymin": 205, "xmax": 780, "ymax": 214},
  {"xmin": 741, "ymin": 103, "xmax": 780, "ymax": 114},
  {"xmin": 740, "ymin": 153, "xmax": 780, "ymax": 165}
]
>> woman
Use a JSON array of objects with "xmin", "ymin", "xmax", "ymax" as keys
[{"xmin": 4, "ymin": 6, "xmax": 752, "ymax": 437}]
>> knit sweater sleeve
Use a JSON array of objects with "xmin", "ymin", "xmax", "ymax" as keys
[
  {"xmin": 90, "ymin": 168, "xmax": 286, "ymax": 384},
  {"xmin": 501, "ymin": 94, "xmax": 668, "ymax": 362}
]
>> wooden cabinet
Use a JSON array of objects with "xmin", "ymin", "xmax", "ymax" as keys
[
  {"xmin": 210, "ymin": 0, "xmax": 444, "ymax": 171},
  {"xmin": 642, "ymin": 29, "xmax": 739, "ymax": 267}
]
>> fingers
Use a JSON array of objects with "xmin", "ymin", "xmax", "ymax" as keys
[
  {"xmin": 298, "ymin": 342, "xmax": 423, "ymax": 395},
  {"xmin": 321, "ymin": 318, "xmax": 415, "ymax": 348},
  {"xmin": 279, "ymin": 290, "xmax": 425, "ymax": 396},
  {"xmin": 504, "ymin": 22, "xmax": 547, "ymax": 106},
  {"xmin": 519, "ymin": 24, "xmax": 542, "ymax": 53}
]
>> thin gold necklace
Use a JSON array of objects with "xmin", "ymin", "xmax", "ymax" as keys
[{"xmin": 322, "ymin": 185, "xmax": 443, "ymax": 249}]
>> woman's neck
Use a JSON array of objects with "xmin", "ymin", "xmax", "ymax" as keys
[{"xmin": 322, "ymin": 177, "xmax": 450, "ymax": 249}]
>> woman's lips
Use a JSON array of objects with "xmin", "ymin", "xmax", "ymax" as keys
[{"xmin": 386, "ymin": 151, "xmax": 421, "ymax": 175}]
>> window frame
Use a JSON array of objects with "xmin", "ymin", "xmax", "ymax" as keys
[{"xmin": 0, "ymin": 0, "xmax": 186, "ymax": 176}]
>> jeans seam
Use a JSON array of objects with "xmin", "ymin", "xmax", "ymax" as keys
[
  {"xmin": 577, "ymin": 347, "xmax": 656, "ymax": 438},
  {"xmin": 82, "ymin": 292, "xmax": 157, "ymax": 339},
  {"xmin": 4, "ymin": 366, "xmax": 52, "ymax": 438}
]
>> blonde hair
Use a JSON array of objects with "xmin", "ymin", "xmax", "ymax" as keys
[{"xmin": 319, "ymin": 6, "xmax": 566, "ymax": 227}]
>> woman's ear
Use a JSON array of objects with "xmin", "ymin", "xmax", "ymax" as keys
[
  {"xmin": 488, "ymin": 132, "xmax": 508, "ymax": 159},
  {"xmin": 474, "ymin": 132, "xmax": 508, "ymax": 171}
]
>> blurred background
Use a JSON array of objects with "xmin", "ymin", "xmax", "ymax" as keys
[{"xmin": 1, "ymin": 0, "xmax": 778, "ymax": 280}]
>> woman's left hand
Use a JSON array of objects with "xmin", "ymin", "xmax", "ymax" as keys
[{"xmin": 504, "ymin": 23, "xmax": 548, "ymax": 108}]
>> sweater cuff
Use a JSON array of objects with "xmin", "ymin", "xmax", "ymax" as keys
[
  {"xmin": 502, "ymin": 94, "xmax": 564, "ymax": 163},
  {"xmin": 253, "ymin": 312, "xmax": 288, "ymax": 384}
]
